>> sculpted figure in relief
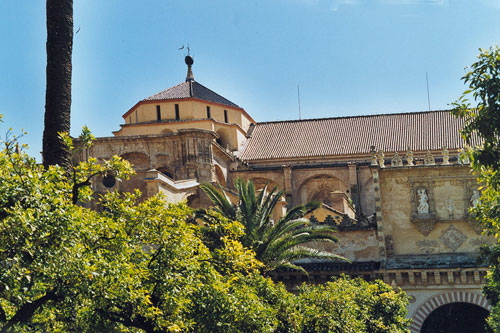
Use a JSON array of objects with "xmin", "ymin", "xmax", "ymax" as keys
[
  {"xmin": 442, "ymin": 146, "xmax": 450, "ymax": 165},
  {"xmin": 470, "ymin": 190, "xmax": 480, "ymax": 208},
  {"xmin": 391, "ymin": 152, "xmax": 403, "ymax": 167},
  {"xmin": 370, "ymin": 148, "xmax": 378, "ymax": 166},
  {"xmin": 424, "ymin": 150, "xmax": 435, "ymax": 165},
  {"xmin": 417, "ymin": 188, "xmax": 429, "ymax": 214},
  {"xmin": 406, "ymin": 148, "xmax": 414, "ymax": 166},
  {"xmin": 377, "ymin": 150, "xmax": 385, "ymax": 168}
]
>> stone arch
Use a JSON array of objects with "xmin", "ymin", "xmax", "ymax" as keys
[
  {"xmin": 161, "ymin": 128, "xmax": 174, "ymax": 134},
  {"xmin": 157, "ymin": 166, "xmax": 174, "ymax": 179},
  {"xmin": 311, "ymin": 188, "xmax": 334, "ymax": 207},
  {"xmin": 215, "ymin": 165, "xmax": 226, "ymax": 187},
  {"xmin": 410, "ymin": 291, "xmax": 491, "ymax": 333},
  {"xmin": 120, "ymin": 152, "xmax": 150, "ymax": 170},
  {"xmin": 250, "ymin": 177, "xmax": 280, "ymax": 192},
  {"xmin": 297, "ymin": 174, "xmax": 347, "ymax": 205}
]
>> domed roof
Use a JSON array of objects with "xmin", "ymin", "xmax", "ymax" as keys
[{"xmin": 143, "ymin": 80, "xmax": 240, "ymax": 109}]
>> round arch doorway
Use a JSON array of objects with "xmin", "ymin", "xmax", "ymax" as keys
[{"xmin": 421, "ymin": 302, "xmax": 491, "ymax": 333}]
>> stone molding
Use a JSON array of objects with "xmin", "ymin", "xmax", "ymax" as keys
[
  {"xmin": 382, "ymin": 267, "xmax": 487, "ymax": 288},
  {"xmin": 409, "ymin": 291, "xmax": 490, "ymax": 333}
]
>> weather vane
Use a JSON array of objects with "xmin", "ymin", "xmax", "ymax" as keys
[{"xmin": 178, "ymin": 44, "xmax": 191, "ymax": 56}]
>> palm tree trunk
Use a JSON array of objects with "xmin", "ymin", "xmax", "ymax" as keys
[{"xmin": 43, "ymin": 0, "xmax": 73, "ymax": 170}]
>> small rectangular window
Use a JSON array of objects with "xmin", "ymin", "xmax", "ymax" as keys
[
  {"xmin": 135, "ymin": 111, "xmax": 138, "ymax": 123},
  {"xmin": 156, "ymin": 105, "xmax": 161, "ymax": 122},
  {"xmin": 175, "ymin": 104, "xmax": 180, "ymax": 120},
  {"xmin": 224, "ymin": 110, "xmax": 228, "ymax": 123},
  {"xmin": 206, "ymin": 106, "xmax": 211, "ymax": 119}
]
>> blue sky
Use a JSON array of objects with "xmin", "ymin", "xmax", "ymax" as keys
[{"xmin": 1, "ymin": 0, "xmax": 499, "ymax": 159}]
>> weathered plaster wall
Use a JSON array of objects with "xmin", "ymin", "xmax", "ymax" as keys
[{"xmin": 379, "ymin": 165, "xmax": 486, "ymax": 256}]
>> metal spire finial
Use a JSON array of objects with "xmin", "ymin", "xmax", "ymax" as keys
[{"xmin": 185, "ymin": 45, "xmax": 194, "ymax": 82}]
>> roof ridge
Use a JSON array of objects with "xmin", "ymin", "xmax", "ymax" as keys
[
  {"xmin": 142, "ymin": 81, "xmax": 188, "ymax": 101},
  {"xmin": 191, "ymin": 81, "xmax": 239, "ymax": 108},
  {"xmin": 256, "ymin": 109, "xmax": 453, "ymax": 125}
]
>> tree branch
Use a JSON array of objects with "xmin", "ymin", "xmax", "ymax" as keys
[{"xmin": 0, "ymin": 290, "xmax": 57, "ymax": 333}]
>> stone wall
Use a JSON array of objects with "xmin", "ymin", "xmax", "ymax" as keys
[{"xmin": 378, "ymin": 165, "xmax": 488, "ymax": 256}]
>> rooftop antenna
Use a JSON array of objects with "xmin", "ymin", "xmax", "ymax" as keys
[
  {"xmin": 426, "ymin": 72, "xmax": 431, "ymax": 111},
  {"xmin": 297, "ymin": 84, "xmax": 302, "ymax": 120}
]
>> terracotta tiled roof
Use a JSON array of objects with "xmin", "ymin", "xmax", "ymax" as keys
[
  {"xmin": 143, "ymin": 81, "xmax": 240, "ymax": 108},
  {"xmin": 239, "ymin": 110, "xmax": 479, "ymax": 161}
]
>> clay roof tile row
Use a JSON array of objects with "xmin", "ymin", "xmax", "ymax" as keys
[{"xmin": 239, "ymin": 110, "xmax": 479, "ymax": 161}]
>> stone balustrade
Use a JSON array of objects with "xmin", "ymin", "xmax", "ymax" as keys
[{"xmin": 369, "ymin": 146, "xmax": 467, "ymax": 168}]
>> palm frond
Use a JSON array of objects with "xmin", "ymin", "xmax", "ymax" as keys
[
  {"xmin": 276, "ymin": 246, "xmax": 348, "ymax": 263},
  {"xmin": 268, "ymin": 261, "xmax": 308, "ymax": 275},
  {"xmin": 200, "ymin": 183, "xmax": 236, "ymax": 220},
  {"xmin": 200, "ymin": 178, "xmax": 349, "ymax": 274}
]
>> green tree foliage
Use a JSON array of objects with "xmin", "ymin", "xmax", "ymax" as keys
[
  {"xmin": 0, "ymin": 131, "xmax": 268, "ymax": 332},
  {"xmin": 452, "ymin": 45, "xmax": 500, "ymax": 170},
  {"xmin": 0, "ymin": 124, "xmax": 409, "ymax": 332},
  {"xmin": 199, "ymin": 179, "xmax": 346, "ymax": 274},
  {"xmin": 299, "ymin": 277, "xmax": 410, "ymax": 333},
  {"xmin": 452, "ymin": 46, "xmax": 500, "ymax": 331}
]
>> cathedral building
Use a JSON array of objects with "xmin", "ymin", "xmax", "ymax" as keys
[{"xmin": 77, "ymin": 56, "xmax": 492, "ymax": 332}]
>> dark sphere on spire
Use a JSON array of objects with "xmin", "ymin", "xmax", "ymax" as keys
[{"xmin": 185, "ymin": 55, "xmax": 194, "ymax": 66}]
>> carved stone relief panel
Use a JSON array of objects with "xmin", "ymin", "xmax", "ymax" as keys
[
  {"xmin": 409, "ymin": 176, "xmax": 477, "ymax": 236},
  {"xmin": 439, "ymin": 225, "xmax": 467, "ymax": 252},
  {"xmin": 416, "ymin": 239, "xmax": 439, "ymax": 254}
]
